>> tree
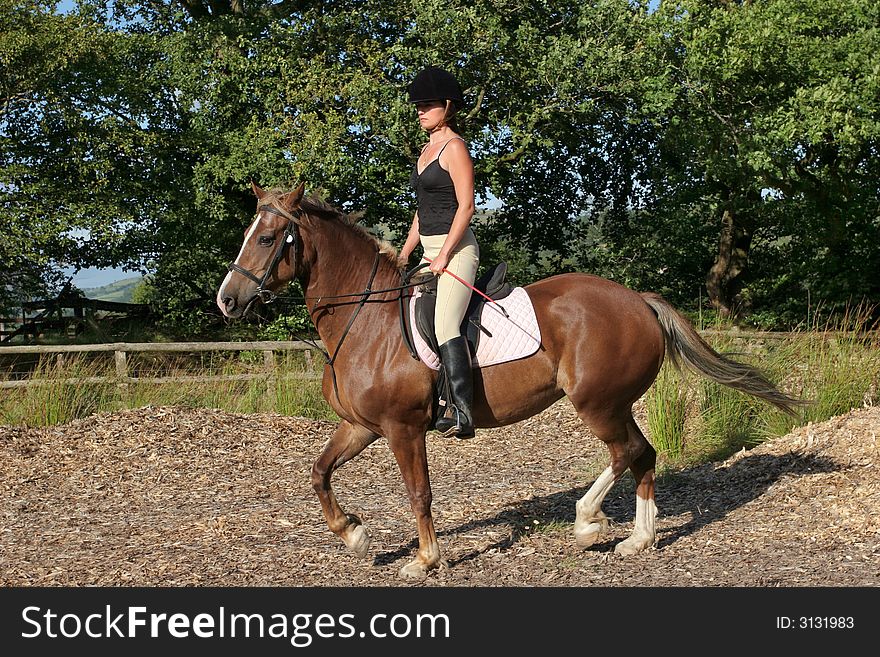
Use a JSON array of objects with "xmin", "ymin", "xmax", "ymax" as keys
[
  {"xmin": 4, "ymin": 0, "xmax": 656, "ymax": 335},
  {"xmin": 642, "ymin": 0, "xmax": 880, "ymax": 320},
  {"xmin": 1, "ymin": 1, "xmax": 196, "ymax": 299},
  {"xmin": 3, "ymin": 0, "xmax": 876, "ymax": 336}
]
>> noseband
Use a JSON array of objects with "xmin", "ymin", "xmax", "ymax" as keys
[{"xmin": 227, "ymin": 204, "xmax": 302, "ymax": 304}]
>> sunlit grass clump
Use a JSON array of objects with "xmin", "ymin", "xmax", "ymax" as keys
[
  {"xmin": 645, "ymin": 303, "xmax": 879, "ymax": 466},
  {"xmin": 0, "ymin": 350, "xmax": 335, "ymax": 427}
]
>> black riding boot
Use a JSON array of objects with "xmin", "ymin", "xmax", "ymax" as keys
[{"xmin": 435, "ymin": 335, "xmax": 475, "ymax": 439}]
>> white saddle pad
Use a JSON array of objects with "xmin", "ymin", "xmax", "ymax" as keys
[{"xmin": 410, "ymin": 286, "xmax": 541, "ymax": 370}]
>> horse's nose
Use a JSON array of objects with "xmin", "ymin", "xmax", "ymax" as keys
[{"xmin": 222, "ymin": 295, "xmax": 236, "ymax": 313}]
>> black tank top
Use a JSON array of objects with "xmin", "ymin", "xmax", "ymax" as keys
[{"xmin": 410, "ymin": 139, "xmax": 461, "ymax": 236}]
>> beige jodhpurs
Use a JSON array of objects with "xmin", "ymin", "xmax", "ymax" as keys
[{"xmin": 419, "ymin": 229, "xmax": 480, "ymax": 345}]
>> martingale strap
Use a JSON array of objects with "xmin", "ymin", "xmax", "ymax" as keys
[{"xmin": 321, "ymin": 249, "xmax": 382, "ymax": 405}]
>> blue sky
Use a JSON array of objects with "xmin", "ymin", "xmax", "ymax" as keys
[{"xmin": 67, "ymin": 266, "xmax": 141, "ymax": 289}]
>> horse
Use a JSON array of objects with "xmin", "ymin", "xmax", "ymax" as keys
[{"xmin": 217, "ymin": 182, "xmax": 802, "ymax": 580}]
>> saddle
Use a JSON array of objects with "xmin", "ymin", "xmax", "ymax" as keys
[
  {"xmin": 410, "ymin": 262, "xmax": 514, "ymax": 358},
  {"xmin": 397, "ymin": 262, "xmax": 510, "ymax": 429}
]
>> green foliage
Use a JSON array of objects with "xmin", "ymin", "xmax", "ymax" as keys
[
  {"xmin": 258, "ymin": 306, "xmax": 313, "ymax": 341},
  {"xmin": 637, "ymin": 0, "xmax": 880, "ymax": 320},
  {"xmin": 2, "ymin": 0, "xmax": 877, "ymax": 334}
]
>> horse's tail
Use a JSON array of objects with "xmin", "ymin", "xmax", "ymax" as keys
[{"xmin": 641, "ymin": 292, "xmax": 804, "ymax": 417}]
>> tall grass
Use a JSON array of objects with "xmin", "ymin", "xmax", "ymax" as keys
[
  {"xmin": 645, "ymin": 303, "xmax": 879, "ymax": 466},
  {"xmin": 797, "ymin": 307, "xmax": 877, "ymax": 419},
  {"xmin": 694, "ymin": 381, "xmax": 764, "ymax": 461},
  {"xmin": 0, "ymin": 350, "xmax": 335, "ymax": 427},
  {"xmin": 0, "ymin": 355, "xmax": 114, "ymax": 427},
  {"xmin": 274, "ymin": 355, "xmax": 337, "ymax": 420},
  {"xmin": 645, "ymin": 365, "xmax": 690, "ymax": 458}
]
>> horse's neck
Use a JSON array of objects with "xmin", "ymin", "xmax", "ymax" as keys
[{"xmin": 302, "ymin": 225, "xmax": 398, "ymax": 348}]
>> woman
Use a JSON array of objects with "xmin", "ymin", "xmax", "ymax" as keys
[{"xmin": 398, "ymin": 66, "xmax": 480, "ymax": 439}]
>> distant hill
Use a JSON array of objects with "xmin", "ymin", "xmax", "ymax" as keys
[{"xmin": 80, "ymin": 277, "xmax": 143, "ymax": 303}]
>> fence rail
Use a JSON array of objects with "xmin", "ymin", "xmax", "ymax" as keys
[
  {"xmin": 698, "ymin": 329, "xmax": 864, "ymax": 340},
  {"xmin": 0, "ymin": 340, "xmax": 324, "ymax": 390},
  {"xmin": 0, "ymin": 330, "xmax": 869, "ymax": 390},
  {"xmin": 0, "ymin": 340, "xmax": 319, "ymax": 355}
]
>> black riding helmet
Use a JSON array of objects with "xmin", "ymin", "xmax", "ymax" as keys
[{"xmin": 407, "ymin": 67, "xmax": 464, "ymax": 108}]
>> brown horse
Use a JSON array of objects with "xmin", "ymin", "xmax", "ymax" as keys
[{"xmin": 217, "ymin": 182, "xmax": 802, "ymax": 580}]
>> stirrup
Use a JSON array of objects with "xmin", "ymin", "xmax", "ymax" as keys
[{"xmin": 436, "ymin": 407, "xmax": 474, "ymax": 439}]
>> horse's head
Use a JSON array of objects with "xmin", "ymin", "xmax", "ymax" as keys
[{"xmin": 216, "ymin": 181, "xmax": 305, "ymax": 319}]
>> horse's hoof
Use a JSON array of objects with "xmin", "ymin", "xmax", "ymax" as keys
[
  {"xmin": 575, "ymin": 523, "xmax": 605, "ymax": 548},
  {"xmin": 398, "ymin": 560, "xmax": 429, "ymax": 581},
  {"xmin": 614, "ymin": 534, "xmax": 653, "ymax": 556},
  {"xmin": 574, "ymin": 514, "xmax": 609, "ymax": 549},
  {"xmin": 344, "ymin": 523, "xmax": 371, "ymax": 558}
]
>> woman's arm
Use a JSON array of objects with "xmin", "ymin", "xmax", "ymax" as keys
[
  {"xmin": 398, "ymin": 211, "xmax": 421, "ymax": 268},
  {"xmin": 429, "ymin": 138, "xmax": 475, "ymax": 274}
]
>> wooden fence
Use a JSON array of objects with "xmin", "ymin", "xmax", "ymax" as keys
[
  {"xmin": 0, "ymin": 341, "xmax": 323, "ymax": 391},
  {"xmin": 0, "ymin": 330, "xmax": 866, "ymax": 391},
  {"xmin": 1, "ymin": 291, "xmax": 149, "ymax": 343}
]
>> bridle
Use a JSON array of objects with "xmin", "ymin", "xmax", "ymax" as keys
[
  {"xmin": 225, "ymin": 200, "xmax": 387, "ymax": 404},
  {"xmin": 225, "ymin": 198, "xmax": 437, "ymax": 403},
  {"xmin": 227, "ymin": 204, "xmax": 302, "ymax": 304},
  {"xmin": 227, "ymin": 201, "xmax": 419, "ymax": 310}
]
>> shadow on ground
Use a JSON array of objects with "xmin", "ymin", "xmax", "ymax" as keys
[{"xmin": 373, "ymin": 451, "xmax": 837, "ymax": 567}]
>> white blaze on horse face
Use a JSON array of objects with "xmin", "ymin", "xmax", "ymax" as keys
[{"xmin": 216, "ymin": 214, "xmax": 263, "ymax": 317}]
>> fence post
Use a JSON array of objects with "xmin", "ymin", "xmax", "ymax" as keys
[
  {"xmin": 263, "ymin": 349, "xmax": 276, "ymax": 403},
  {"xmin": 115, "ymin": 349, "xmax": 129, "ymax": 408}
]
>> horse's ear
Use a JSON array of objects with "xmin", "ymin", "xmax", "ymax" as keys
[
  {"xmin": 251, "ymin": 180, "xmax": 266, "ymax": 199},
  {"xmin": 282, "ymin": 182, "xmax": 306, "ymax": 208}
]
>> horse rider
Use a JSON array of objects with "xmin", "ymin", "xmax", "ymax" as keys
[{"xmin": 397, "ymin": 66, "xmax": 480, "ymax": 439}]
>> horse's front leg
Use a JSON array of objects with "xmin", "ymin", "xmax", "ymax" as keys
[
  {"xmin": 386, "ymin": 425, "xmax": 440, "ymax": 581},
  {"xmin": 311, "ymin": 420, "xmax": 379, "ymax": 558}
]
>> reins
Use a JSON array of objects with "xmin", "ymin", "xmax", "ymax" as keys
[
  {"xmin": 280, "ymin": 267, "xmax": 429, "ymax": 305},
  {"xmin": 285, "ymin": 262, "xmax": 429, "ymax": 393}
]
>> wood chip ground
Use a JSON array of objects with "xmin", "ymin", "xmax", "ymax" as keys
[{"xmin": 2, "ymin": 401, "xmax": 878, "ymax": 586}]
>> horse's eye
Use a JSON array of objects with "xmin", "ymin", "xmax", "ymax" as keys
[{"xmin": 258, "ymin": 235, "xmax": 275, "ymax": 246}]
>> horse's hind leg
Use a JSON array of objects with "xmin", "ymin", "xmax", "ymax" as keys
[
  {"xmin": 615, "ymin": 419, "xmax": 657, "ymax": 556},
  {"xmin": 573, "ymin": 413, "xmax": 657, "ymax": 554},
  {"xmin": 311, "ymin": 420, "xmax": 379, "ymax": 558}
]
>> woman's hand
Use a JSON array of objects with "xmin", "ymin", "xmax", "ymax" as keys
[{"xmin": 428, "ymin": 252, "xmax": 450, "ymax": 275}]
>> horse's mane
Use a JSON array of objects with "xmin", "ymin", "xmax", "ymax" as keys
[{"xmin": 261, "ymin": 188, "xmax": 398, "ymax": 263}]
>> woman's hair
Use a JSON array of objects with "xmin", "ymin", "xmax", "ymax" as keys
[{"xmin": 443, "ymin": 100, "xmax": 459, "ymax": 132}]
